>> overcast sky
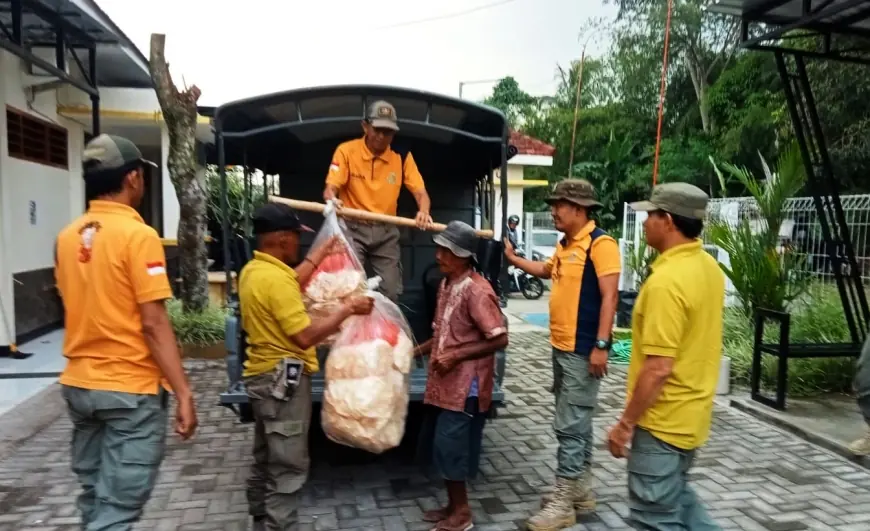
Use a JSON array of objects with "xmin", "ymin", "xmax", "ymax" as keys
[{"xmin": 94, "ymin": 0, "xmax": 617, "ymax": 107}]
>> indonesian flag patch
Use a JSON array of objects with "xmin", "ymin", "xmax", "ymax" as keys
[
  {"xmin": 329, "ymin": 161, "xmax": 340, "ymax": 172},
  {"xmin": 146, "ymin": 261, "xmax": 166, "ymax": 276}
]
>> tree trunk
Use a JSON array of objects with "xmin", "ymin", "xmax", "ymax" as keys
[
  {"xmin": 686, "ymin": 47, "xmax": 712, "ymax": 134},
  {"xmin": 149, "ymin": 33, "xmax": 209, "ymax": 313}
]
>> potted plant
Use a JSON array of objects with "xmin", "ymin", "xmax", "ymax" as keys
[{"xmin": 167, "ymin": 298, "xmax": 229, "ymax": 359}]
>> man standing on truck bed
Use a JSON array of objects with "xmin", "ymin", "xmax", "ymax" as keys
[
  {"xmin": 503, "ymin": 179, "xmax": 621, "ymax": 531},
  {"xmin": 323, "ymin": 99, "xmax": 433, "ymax": 302},
  {"xmin": 240, "ymin": 202, "xmax": 373, "ymax": 531},
  {"xmin": 55, "ymin": 134, "xmax": 198, "ymax": 530}
]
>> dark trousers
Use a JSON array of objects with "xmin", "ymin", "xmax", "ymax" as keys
[{"xmin": 418, "ymin": 397, "xmax": 487, "ymax": 481}]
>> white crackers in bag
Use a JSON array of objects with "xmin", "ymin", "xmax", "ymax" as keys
[
  {"xmin": 301, "ymin": 208, "xmax": 367, "ymax": 341},
  {"xmin": 321, "ymin": 292, "xmax": 416, "ymax": 454}
]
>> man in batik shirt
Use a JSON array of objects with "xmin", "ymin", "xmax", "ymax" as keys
[{"xmin": 415, "ymin": 221, "xmax": 508, "ymax": 531}]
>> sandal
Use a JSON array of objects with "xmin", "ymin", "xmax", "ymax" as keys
[
  {"xmin": 422, "ymin": 507, "xmax": 451, "ymax": 523},
  {"xmin": 430, "ymin": 513, "xmax": 474, "ymax": 531},
  {"xmin": 429, "ymin": 522, "xmax": 474, "ymax": 531}
]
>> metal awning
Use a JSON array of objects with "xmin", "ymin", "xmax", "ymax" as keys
[
  {"xmin": 0, "ymin": 0, "xmax": 151, "ymax": 92},
  {"xmin": 707, "ymin": 0, "xmax": 870, "ymax": 64}
]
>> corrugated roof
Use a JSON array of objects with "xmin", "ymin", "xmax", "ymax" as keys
[
  {"xmin": 0, "ymin": 0, "xmax": 151, "ymax": 88},
  {"xmin": 706, "ymin": 0, "xmax": 870, "ymax": 35}
]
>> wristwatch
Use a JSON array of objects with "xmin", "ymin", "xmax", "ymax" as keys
[{"xmin": 595, "ymin": 339, "xmax": 611, "ymax": 350}]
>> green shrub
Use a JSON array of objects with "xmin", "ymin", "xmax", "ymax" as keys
[
  {"xmin": 708, "ymin": 143, "xmax": 812, "ymax": 316},
  {"xmin": 166, "ymin": 299, "xmax": 229, "ymax": 346},
  {"xmin": 625, "ymin": 238, "xmax": 657, "ymax": 290},
  {"xmin": 724, "ymin": 285, "xmax": 856, "ymax": 397}
]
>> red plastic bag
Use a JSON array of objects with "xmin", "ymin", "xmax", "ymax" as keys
[
  {"xmin": 321, "ymin": 292, "xmax": 415, "ymax": 454},
  {"xmin": 302, "ymin": 209, "xmax": 367, "ymax": 338},
  {"xmin": 343, "ymin": 314, "xmax": 400, "ymax": 347}
]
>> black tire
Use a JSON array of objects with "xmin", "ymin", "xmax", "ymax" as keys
[{"xmin": 521, "ymin": 276, "xmax": 545, "ymax": 300}]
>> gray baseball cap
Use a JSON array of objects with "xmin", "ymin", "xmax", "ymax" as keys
[
  {"xmin": 630, "ymin": 182, "xmax": 709, "ymax": 220},
  {"xmin": 433, "ymin": 221, "xmax": 478, "ymax": 261},
  {"xmin": 366, "ymin": 100, "xmax": 399, "ymax": 131},
  {"xmin": 83, "ymin": 134, "xmax": 157, "ymax": 173}
]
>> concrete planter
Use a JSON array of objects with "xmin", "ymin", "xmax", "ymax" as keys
[{"xmin": 716, "ymin": 356, "xmax": 731, "ymax": 395}]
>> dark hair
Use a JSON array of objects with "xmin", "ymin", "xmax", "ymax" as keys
[
  {"xmin": 83, "ymin": 161, "xmax": 142, "ymax": 199},
  {"xmin": 670, "ymin": 212, "xmax": 704, "ymax": 239}
]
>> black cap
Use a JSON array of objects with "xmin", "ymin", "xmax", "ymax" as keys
[{"xmin": 252, "ymin": 203, "xmax": 313, "ymax": 235}]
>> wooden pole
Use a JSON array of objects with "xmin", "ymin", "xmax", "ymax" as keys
[
  {"xmin": 270, "ymin": 197, "xmax": 495, "ymax": 239},
  {"xmin": 567, "ymin": 47, "xmax": 587, "ymax": 179}
]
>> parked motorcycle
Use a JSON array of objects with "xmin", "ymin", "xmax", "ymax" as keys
[{"xmin": 506, "ymin": 249, "xmax": 545, "ymax": 300}]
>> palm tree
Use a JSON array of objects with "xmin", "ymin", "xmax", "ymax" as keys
[{"xmin": 707, "ymin": 142, "xmax": 811, "ymax": 316}]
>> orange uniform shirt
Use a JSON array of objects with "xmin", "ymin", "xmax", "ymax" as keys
[
  {"xmin": 55, "ymin": 200, "xmax": 174, "ymax": 395},
  {"xmin": 544, "ymin": 221, "xmax": 622, "ymax": 353},
  {"xmin": 325, "ymin": 137, "xmax": 426, "ymax": 216}
]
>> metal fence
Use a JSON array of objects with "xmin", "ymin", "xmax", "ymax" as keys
[
  {"xmin": 522, "ymin": 212, "xmax": 559, "ymax": 257},
  {"xmin": 620, "ymin": 194, "xmax": 870, "ymax": 293}
]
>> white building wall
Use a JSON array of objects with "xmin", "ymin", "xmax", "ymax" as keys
[
  {"xmin": 161, "ymin": 123, "xmax": 181, "ymax": 239},
  {"xmin": 58, "ymin": 85, "xmax": 161, "ymax": 115},
  {"xmin": 0, "ymin": 50, "xmax": 86, "ymax": 344},
  {"xmin": 57, "ymin": 86, "xmax": 196, "ymax": 241},
  {"xmin": 493, "ymin": 165, "xmax": 526, "ymax": 240}
]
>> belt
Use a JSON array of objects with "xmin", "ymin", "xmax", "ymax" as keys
[{"xmin": 346, "ymin": 218, "xmax": 376, "ymax": 226}]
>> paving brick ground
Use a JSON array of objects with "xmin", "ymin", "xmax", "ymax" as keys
[{"xmin": 2, "ymin": 330, "xmax": 870, "ymax": 530}]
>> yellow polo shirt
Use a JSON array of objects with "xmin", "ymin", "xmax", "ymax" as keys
[
  {"xmin": 239, "ymin": 251, "xmax": 317, "ymax": 377},
  {"xmin": 544, "ymin": 221, "xmax": 621, "ymax": 354},
  {"xmin": 626, "ymin": 240, "xmax": 725, "ymax": 450},
  {"xmin": 325, "ymin": 137, "xmax": 427, "ymax": 215}
]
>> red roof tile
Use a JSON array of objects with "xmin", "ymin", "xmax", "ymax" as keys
[{"xmin": 510, "ymin": 130, "xmax": 556, "ymax": 156}]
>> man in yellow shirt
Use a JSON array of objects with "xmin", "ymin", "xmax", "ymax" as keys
[
  {"xmin": 240, "ymin": 202, "xmax": 373, "ymax": 531},
  {"xmin": 504, "ymin": 180, "xmax": 621, "ymax": 531},
  {"xmin": 55, "ymin": 134, "xmax": 197, "ymax": 529},
  {"xmin": 322, "ymin": 100, "xmax": 433, "ymax": 302},
  {"xmin": 607, "ymin": 183, "xmax": 725, "ymax": 530}
]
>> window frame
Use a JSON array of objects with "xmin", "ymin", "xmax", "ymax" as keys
[{"xmin": 6, "ymin": 105, "xmax": 70, "ymax": 169}]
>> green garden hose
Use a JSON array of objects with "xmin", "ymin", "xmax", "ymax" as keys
[{"xmin": 610, "ymin": 339, "xmax": 633, "ymax": 365}]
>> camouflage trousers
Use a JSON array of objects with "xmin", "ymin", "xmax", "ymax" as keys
[{"xmin": 245, "ymin": 371, "xmax": 312, "ymax": 531}]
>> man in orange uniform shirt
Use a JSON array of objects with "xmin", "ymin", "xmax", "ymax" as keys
[
  {"xmin": 55, "ymin": 134, "xmax": 197, "ymax": 530},
  {"xmin": 323, "ymin": 100, "xmax": 433, "ymax": 302}
]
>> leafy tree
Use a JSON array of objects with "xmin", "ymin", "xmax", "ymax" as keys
[
  {"xmin": 205, "ymin": 166, "xmax": 266, "ymax": 240},
  {"xmin": 607, "ymin": 0, "xmax": 741, "ymax": 134},
  {"xmin": 483, "ymin": 77, "xmax": 537, "ymax": 127}
]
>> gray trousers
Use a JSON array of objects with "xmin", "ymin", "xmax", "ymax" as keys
[
  {"xmin": 627, "ymin": 428, "xmax": 720, "ymax": 530},
  {"xmin": 552, "ymin": 348, "xmax": 601, "ymax": 479},
  {"xmin": 62, "ymin": 385, "xmax": 168, "ymax": 531},
  {"xmin": 246, "ymin": 372, "xmax": 312, "ymax": 531},
  {"xmin": 855, "ymin": 336, "xmax": 870, "ymax": 423},
  {"xmin": 345, "ymin": 220, "xmax": 402, "ymax": 302}
]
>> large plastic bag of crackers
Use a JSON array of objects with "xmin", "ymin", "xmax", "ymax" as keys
[
  {"xmin": 321, "ymin": 288, "xmax": 415, "ymax": 454},
  {"xmin": 301, "ymin": 205, "xmax": 367, "ymax": 343}
]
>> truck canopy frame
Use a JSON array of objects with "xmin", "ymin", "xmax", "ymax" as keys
[{"xmin": 208, "ymin": 84, "xmax": 513, "ymax": 290}]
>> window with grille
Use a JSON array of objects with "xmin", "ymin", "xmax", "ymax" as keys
[{"xmin": 6, "ymin": 106, "xmax": 69, "ymax": 169}]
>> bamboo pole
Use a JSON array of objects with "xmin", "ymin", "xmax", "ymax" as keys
[{"xmin": 270, "ymin": 197, "xmax": 495, "ymax": 239}]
